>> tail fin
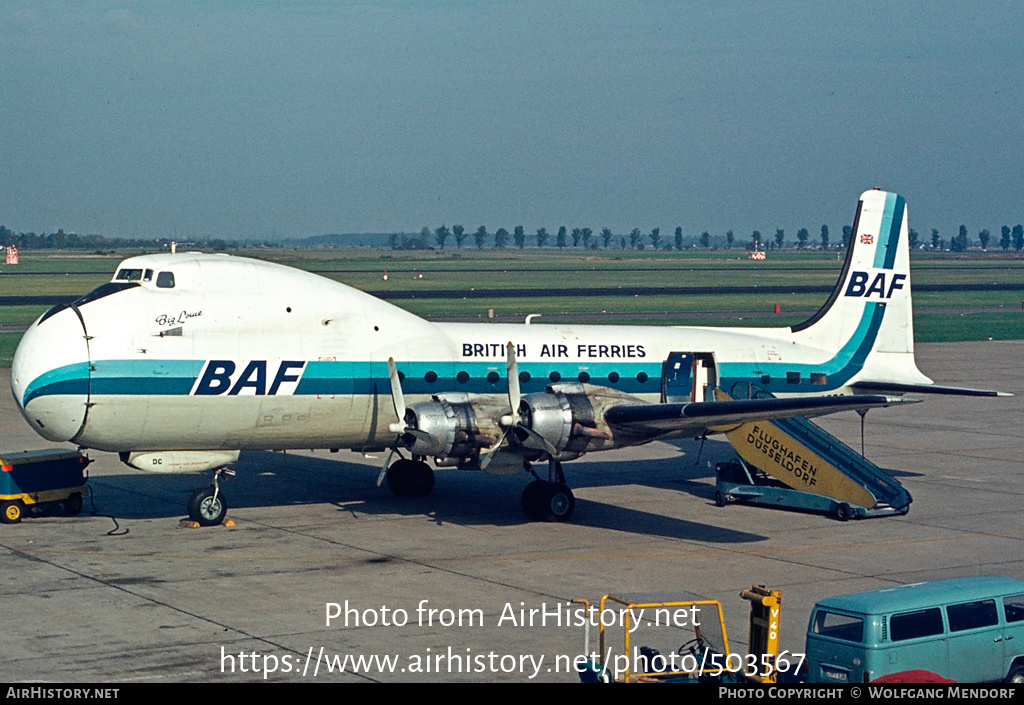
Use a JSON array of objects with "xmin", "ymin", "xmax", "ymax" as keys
[{"xmin": 791, "ymin": 189, "xmax": 932, "ymax": 386}]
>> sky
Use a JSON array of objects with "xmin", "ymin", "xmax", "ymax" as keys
[{"xmin": 2, "ymin": 1, "xmax": 1022, "ymax": 242}]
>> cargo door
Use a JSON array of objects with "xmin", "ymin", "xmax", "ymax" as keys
[{"xmin": 662, "ymin": 352, "xmax": 716, "ymax": 402}]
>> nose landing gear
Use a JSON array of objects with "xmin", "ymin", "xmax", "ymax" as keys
[{"xmin": 187, "ymin": 467, "xmax": 233, "ymax": 526}]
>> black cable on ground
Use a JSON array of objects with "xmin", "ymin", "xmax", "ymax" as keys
[{"xmin": 83, "ymin": 468, "xmax": 129, "ymax": 536}]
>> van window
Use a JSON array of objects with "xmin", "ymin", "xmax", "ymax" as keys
[
  {"xmin": 890, "ymin": 608, "xmax": 944, "ymax": 641},
  {"xmin": 156, "ymin": 271, "xmax": 175, "ymax": 288},
  {"xmin": 1004, "ymin": 595, "xmax": 1024, "ymax": 623},
  {"xmin": 947, "ymin": 599, "xmax": 998, "ymax": 632},
  {"xmin": 813, "ymin": 611, "xmax": 864, "ymax": 642}
]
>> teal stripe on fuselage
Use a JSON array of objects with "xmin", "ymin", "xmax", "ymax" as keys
[
  {"xmin": 89, "ymin": 359, "xmax": 204, "ymax": 399},
  {"xmin": 22, "ymin": 362, "xmax": 92, "ymax": 407},
  {"xmin": 23, "ymin": 360, "xmax": 206, "ymax": 407},
  {"xmin": 24, "ymin": 359, "xmax": 664, "ymax": 402},
  {"xmin": 718, "ymin": 302, "xmax": 885, "ymax": 395},
  {"xmin": 24, "ymin": 302, "xmax": 886, "ymax": 406}
]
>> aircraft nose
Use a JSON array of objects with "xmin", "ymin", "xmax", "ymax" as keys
[{"xmin": 11, "ymin": 305, "xmax": 91, "ymax": 442}]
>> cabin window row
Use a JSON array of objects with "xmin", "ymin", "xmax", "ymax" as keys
[
  {"xmin": 400, "ymin": 370, "xmax": 652, "ymax": 385},
  {"xmin": 759, "ymin": 372, "xmax": 828, "ymax": 385}
]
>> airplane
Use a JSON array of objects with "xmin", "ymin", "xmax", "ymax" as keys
[{"xmin": 10, "ymin": 189, "xmax": 1009, "ymax": 526}]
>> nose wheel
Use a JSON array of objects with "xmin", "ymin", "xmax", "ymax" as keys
[{"xmin": 187, "ymin": 468, "xmax": 232, "ymax": 526}]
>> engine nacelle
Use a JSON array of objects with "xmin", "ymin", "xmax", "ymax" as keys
[
  {"xmin": 519, "ymin": 383, "xmax": 617, "ymax": 454},
  {"xmin": 121, "ymin": 450, "xmax": 240, "ymax": 474},
  {"xmin": 402, "ymin": 393, "xmax": 496, "ymax": 459}
]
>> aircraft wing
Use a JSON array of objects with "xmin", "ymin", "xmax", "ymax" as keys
[{"xmin": 603, "ymin": 393, "xmax": 916, "ymax": 436}]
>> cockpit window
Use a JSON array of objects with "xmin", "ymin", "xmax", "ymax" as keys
[
  {"xmin": 143, "ymin": 269, "xmax": 154, "ymax": 282},
  {"xmin": 156, "ymin": 271, "xmax": 175, "ymax": 288},
  {"xmin": 115, "ymin": 268, "xmax": 144, "ymax": 281}
]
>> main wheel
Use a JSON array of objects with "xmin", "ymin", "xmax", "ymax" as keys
[
  {"xmin": 405, "ymin": 461, "xmax": 434, "ymax": 497},
  {"xmin": 188, "ymin": 486, "xmax": 228, "ymax": 527},
  {"xmin": 386, "ymin": 459, "xmax": 435, "ymax": 497},
  {"xmin": 2, "ymin": 500, "xmax": 24, "ymax": 524},
  {"xmin": 385, "ymin": 459, "xmax": 413, "ymax": 495},
  {"xmin": 520, "ymin": 480, "xmax": 544, "ymax": 520},
  {"xmin": 64, "ymin": 493, "xmax": 84, "ymax": 517},
  {"xmin": 535, "ymin": 482, "xmax": 575, "ymax": 522}
]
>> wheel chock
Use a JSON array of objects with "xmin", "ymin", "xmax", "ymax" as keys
[{"xmin": 179, "ymin": 518, "xmax": 235, "ymax": 529}]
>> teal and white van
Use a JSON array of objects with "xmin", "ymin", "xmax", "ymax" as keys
[{"xmin": 806, "ymin": 577, "xmax": 1024, "ymax": 683}]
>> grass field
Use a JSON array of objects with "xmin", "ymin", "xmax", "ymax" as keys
[{"xmin": 1, "ymin": 247, "xmax": 1022, "ymax": 367}]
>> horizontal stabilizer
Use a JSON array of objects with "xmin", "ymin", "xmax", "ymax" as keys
[
  {"xmin": 604, "ymin": 394, "xmax": 916, "ymax": 434},
  {"xmin": 852, "ymin": 381, "xmax": 1013, "ymax": 398}
]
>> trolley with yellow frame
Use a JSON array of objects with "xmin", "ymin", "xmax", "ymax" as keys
[
  {"xmin": 1, "ymin": 449, "xmax": 91, "ymax": 524},
  {"xmin": 575, "ymin": 585, "xmax": 782, "ymax": 683}
]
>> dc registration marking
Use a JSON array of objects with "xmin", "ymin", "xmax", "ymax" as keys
[
  {"xmin": 192, "ymin": 360, "xmax": 306, "ymax": 396},
  {"xmin": 844, "ymin": 270, "xmax": 906, "ymax": 299}
]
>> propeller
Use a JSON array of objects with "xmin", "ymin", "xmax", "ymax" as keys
[
  {"xmin": 388, "ymin": 357, "xmax": 406, "ymax": 422},
  {"xmin": 376, "ymin": 357, "xmax": 406, "ymax": 485},
  {"xmin": 378, "ymin": 357, "xmax": 436, "ymax": 485},
  {"xmin": 503, "ymin": 340, "xmax": 521, "ymax": 428},
  {"xmin": 480, "ymin": 343, "xmax": 556, "ymax": 470}
]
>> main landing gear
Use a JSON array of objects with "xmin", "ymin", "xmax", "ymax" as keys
[
  {"xmin": 380, "ymin": 453, "xmax": 576, "ymax": 522},
  {"xmin": 521, "ymin": 460, "xmax": 575, "ymax": 522},
  {"xmin": 384, "ymin": 457, "xmax": 435, "ymax": 498},
  {"xmin": 188, "ymin": 467, "xmax": 233, "ymax": 526}
]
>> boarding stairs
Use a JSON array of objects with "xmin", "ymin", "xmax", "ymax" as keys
[{"xmin": 715, "ymin": 386, "xmax": 912, "ymax": 519}]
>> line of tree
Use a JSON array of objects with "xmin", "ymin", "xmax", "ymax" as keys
[
  {"xmin": 398, "ymin": 222, "xmax": 1024, "ymax": 252},
  {"xmin": 0, "ymin": 226, "xmax": 260, "ymax": 252},
  {"xmin": 408, "ymin": 223, "xmax": 852, "ymax": 251},
  {"xmin": 4, "ymin": 221, "xmax": 1023, "ymax": 254}
]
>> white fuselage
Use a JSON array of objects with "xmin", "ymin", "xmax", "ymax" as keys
[
  {"xmin": 15, "ymin": 190, "xmax": 935, "ymax": 462},
  {"xmin": 12, "ymin": 253, "xmax": 867, "ymax": 454}
]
